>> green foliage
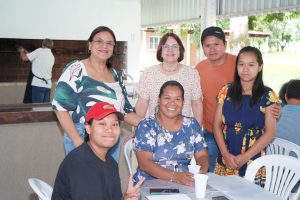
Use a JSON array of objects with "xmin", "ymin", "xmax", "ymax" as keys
[
  {"xmin": 248, "ymin": 15, "xmax": 265, "ymax": 30},
  {"xmin": 153, "ymin": 19, "xmax": 229, "ymax": 48},
  {"xmin": 249, "ymin": 11, "xmax": 300, "ymax": 51},
  {"xmin": 265, "ymin": 13, "xmax": 285, "ymax": 22},
  {"xmin": 251, "ymin": 37, "xmax": 265, "ymax": 49},
  {"xmin": 217, "ymin": 18, "xmax": 230, "ymax": 30},
  {"xmin": 184, "ymin": 22, "xmax": 201, "ymax": 47},
  {"xmin": 153, "ymin": 11, "xmax": 300, "ymax": 52},
  {"xmin": 154, "ymin": 22, "xmax": 202, "ymax": 47},
  {"xmin": 155, "ymin": 26, "xmax": 172, "ymax": 33}
]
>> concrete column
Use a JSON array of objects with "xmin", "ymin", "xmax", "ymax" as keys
[
  {"xmin": 140, "ymin": 30, "xmax": 148, "ymax": 69},
  {"xmin": 142, "ymin": 30, "xmax": 147, "ymax": 56},
  {"xmin": 263, "ymin": 37, "xmax": 269, "ymax": 54},
  {"xmin": 199, "ymin": 0, "xmax": 217, "ymax": 60},
  {"xmin": 229, "ymin": 16, "xmax": 249, "ymax": 54}
]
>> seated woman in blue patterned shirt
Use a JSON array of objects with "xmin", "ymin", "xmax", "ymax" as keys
[{"xmin": 133, "ymin": 80, "xmax": 209, "ymax": 186}]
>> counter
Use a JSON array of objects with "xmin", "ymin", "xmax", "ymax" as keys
[{"xmin": 0, "ymin": 103, "xmax": 56, "ymax": 124}]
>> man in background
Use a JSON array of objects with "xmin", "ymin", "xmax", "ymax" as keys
[
  {"xmin": 18, "ymin": 38, "xmax": 55, "ymax": 103},
  {"xmin": 276, "ymin": 79, "xmax": 300, "ymax": 146}
]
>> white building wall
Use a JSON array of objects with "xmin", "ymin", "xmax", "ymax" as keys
[{"xmin": 0, "ymin": 0, "xmax": 141, "ymax": 80}]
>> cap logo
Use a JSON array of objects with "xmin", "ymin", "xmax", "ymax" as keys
[{"xmin": 103, "ymin": 105, "xmax": 113, "ymax": 109}]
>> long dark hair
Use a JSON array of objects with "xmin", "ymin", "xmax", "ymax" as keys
[
  {"xmin": 156, "ymin": 33, "xmax": 185, "ymax": 62},
  {"xmin": 229, "ymin": 46, "xmax": 264, "ymax": 108},
  {"xmin": 88, "ymin": 26, "xmax": 117, "ymax": 69}
]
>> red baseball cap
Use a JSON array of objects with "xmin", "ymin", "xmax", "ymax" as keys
[{"xmin": 85, "ymin": 102, "xmax": 124, "ymax": 123}]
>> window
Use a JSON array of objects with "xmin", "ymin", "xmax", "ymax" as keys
[{"xmin": 149, "ymin": 36, "xmax": 160, "ymax": 50}]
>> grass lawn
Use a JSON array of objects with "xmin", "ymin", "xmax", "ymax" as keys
[{"xmin": 263, "ymin": 51, "xmax": 300, "ymax": 94}]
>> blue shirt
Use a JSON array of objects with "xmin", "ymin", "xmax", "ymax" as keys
[
  {"xmin": 276, "ymin": 105, "xmax": 300, "ymax": 146},
  {"xmin": 133, "ymin": 116, "xmax": 207, "ymax": 182}
]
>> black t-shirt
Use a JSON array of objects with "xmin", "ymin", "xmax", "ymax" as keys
[{"xmin": 52, "ymin": 143, "xmax": 122, "ymax": 200}]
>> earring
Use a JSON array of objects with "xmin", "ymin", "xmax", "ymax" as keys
[{"xmin": 155, "ymin": 104, "xmax": 160, "ymax": 114}]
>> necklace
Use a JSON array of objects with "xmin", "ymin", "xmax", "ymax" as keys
[{"xmin": 161, "ymin": 63, "xmax": 179, "ymax": 72}]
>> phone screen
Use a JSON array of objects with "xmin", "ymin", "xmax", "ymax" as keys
[
  {"xmin": 212, "ymin": 196, "xmax": 230, "ymax": 200},
  {"xmin": 149, "ymin": 188, "xmax": 180, "ymax": 194}
]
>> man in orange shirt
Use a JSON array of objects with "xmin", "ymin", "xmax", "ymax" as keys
[
  {"xmin": 196, "ymin": 26, "xmax": 236, "ymax": 172},
  {"xmin": 196, "ymin": 27, "xmax": 281, "ymax": 172}
]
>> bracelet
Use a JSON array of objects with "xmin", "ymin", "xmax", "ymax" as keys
[{"xmin": 170, "ymin": 171, "xmax": 175, "ymax": 182}]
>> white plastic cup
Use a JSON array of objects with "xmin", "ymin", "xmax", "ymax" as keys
[
  {"xmin": 194, "ymin": 174, "xmax": 208, "ymax": 199},
  {"xmin": 188, "ymin": 164, "xmax": 200, "ymax": 174}
]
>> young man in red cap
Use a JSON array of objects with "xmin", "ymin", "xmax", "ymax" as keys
[{"xmin": 52, "ymin": 102, "xmax": 144, "ymax": 200}]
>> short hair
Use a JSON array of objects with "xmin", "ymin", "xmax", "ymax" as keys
[
  {"xmin": 279, "ymin": 79, "xmax": 295, "ymax": 104},
  {"xmin": 158, "ymin": 80, "xmax": 184, "ymax": 101},
  {"xmin": 88, "ymin": 26, "xmax": 117, "ymax": 69},
  {"xmin": 286, "ymin": 79, "xmax": 300, "ymax": 100},
  {"xmin": 42, "ymin": 38, "xmax": 53, "ymax": 49},
  {"xmin": 156, "ymin": 33, "xmax": 185, "ymax": 62}
]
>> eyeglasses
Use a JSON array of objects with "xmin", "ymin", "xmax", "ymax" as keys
[
  {"xmin": 92, "ymin": 40, "xmax": 115, "ymax": 48},
  {"xmin": 162, "ymin": 44, "xmax": 179, "ymax": 50}
]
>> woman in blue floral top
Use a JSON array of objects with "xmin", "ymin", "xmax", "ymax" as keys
[
  {"xmin": 133, "ymin": 80, "xmax": 208, "ymax": 186},
  {"xmin": 52, "ymin": 26, "xmax": 141, "ymax": 161},
  {"xmin": 213, "ymin": 46, "xmax": 280, "ymax": 186}
]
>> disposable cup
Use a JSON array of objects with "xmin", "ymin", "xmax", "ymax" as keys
[
  {"xmin": 188, "ymin": 164, "xmax": 200, "ymax": 174},
  {"xmin": 194, "ymin": 173, "xmax": 208, "ymax": 199}
]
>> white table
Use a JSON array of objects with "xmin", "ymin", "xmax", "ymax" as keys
[{"xmin": 141, "ymin": 173, "xmax": 283, "ymax": 200}]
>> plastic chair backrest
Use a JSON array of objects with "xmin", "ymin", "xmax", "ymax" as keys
[
  {"xmin": 244, "ymin": 155, "xmax": 300, "ymax": 200},
  {"xmin": 28, "ymin": 178, "xmax": 53, "ymax": 200},
  {"xmin": 124, "ymin": 138, "xmax": 135, "ymax": 175},
  {"xmin": 267, "ymin": 137, "xmax": 300, "ymax": 158}
]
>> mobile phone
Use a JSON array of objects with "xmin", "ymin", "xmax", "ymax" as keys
[
  {"xmin": 212, "ymin": 195, "xmax": 230, "ymax": 200},
  {"xmin": 149, "ymin": 188, "xmax": 180, "ymax": 194}
]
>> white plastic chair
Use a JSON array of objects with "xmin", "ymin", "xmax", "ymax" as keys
[
  {"xmin": 267, "ymin": 137, "xmax": 300, "ymax": 158},
  {"xmin": 244, "ymin": 155, "xmax": 300, "ymax": 200},
  {"xmin": 124, "ymin": 138, "xmax": 135, "ymax": 175},
  {"xmin": 28, "ymin": 178, "xmax": 53, "ymax": 200}
]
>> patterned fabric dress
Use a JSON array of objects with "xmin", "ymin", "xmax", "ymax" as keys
[
  {"xmin": 52, "ymin": 60, "xmax": 133, "ymax": 123},
  {"xmin": 133, "ymin": 116, "xmax": 207, "ymax": 182},
  {"xmin": 52, "ymin": 60, "xmax": 134, "ymax": 158},
  {"xmin": 137, "ymin": 64, "xmax": 202, "ymax": 117},
  {"xmin": 214, "ymin": 84, "xmax": 280, "ymax": 186}
]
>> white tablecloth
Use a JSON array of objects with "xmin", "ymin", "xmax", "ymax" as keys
[{"xmin": 141, "ymin": 173, "xmax": 283, "ymax": 200}]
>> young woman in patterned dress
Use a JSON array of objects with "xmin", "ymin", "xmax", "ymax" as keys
[{"xmin": 213, "ymin": 46, "xmax": 280, "ymax": 186}]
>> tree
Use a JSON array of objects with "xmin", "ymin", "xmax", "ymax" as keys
[
  {"xmin": 155, "ymin": 19, "xmax": 229, "ymax": 48},
  {"xmin": 217, "ymin": 18, "xmax": 230, "ymax": 30},
  {"xmin": 249, "ymin": 11, "xmax": 300, "ymax": 51}
]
